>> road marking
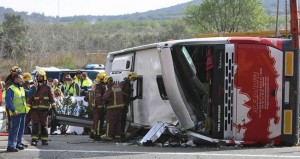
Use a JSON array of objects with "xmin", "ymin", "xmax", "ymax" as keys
[{"xmin": 1, "ymin": 149, "xmax": 300, "ymax": 158}]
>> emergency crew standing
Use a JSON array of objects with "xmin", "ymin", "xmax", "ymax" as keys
[
  {"xmin": 65, "ymin": 75, "xmax": 80, "ymax": 96},
  {"xmin": 5, "ymin": 66, "xmax": 22, "ymax": 131},
  {"xmin": 119, "ymin": 72, "xmax": 138, "ymax": 134},
  {"xmin": 84, "ymin": 73, "xmax": 106, "ymax": 140},
  {"xmin": 80, "ymin": 72, "xmax": 93, "ymax": 96},
  {"xmin": 22, "ymin": 72, "xmax": 34, "ymax": 129},
  {"xmin": 101, "ymin": 76, "xmax": 124, "ymax": 140},
  {"xmin": 28, "ymin": 70, "xmax": 56, "ymax": 146},
  {"xmin": 6, "ymin": 74, "xmax": 37, "ymax": 152}
]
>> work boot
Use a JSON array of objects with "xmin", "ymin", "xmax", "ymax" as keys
[
  {"xmin": 94, "ymin": 136, "xmax": 101, "ymax": 141},
  {"xmin": 20, "ymin": 143, "xmax": 29, "ymax": 148},
  {"xmin": 16, "ymin": 145, "xmax": 25, "ymax": 150},
  {"xmin": 89, "ymin": 134, "xmax": 94, "ymax": 139},
  {"xmin": 31, "ymin": 141, "xmax": 37, "ymax": 146},
  {"xmin": 42, "ymin": 140, "xmax": 48, "ymax": 145},
  {"xmin": 6, "ymin": 147, "xmax": 18, "ymax": 152},
  {"xmin": 101, "ymin": 135, "xmax": 112, "ymax": 141}
]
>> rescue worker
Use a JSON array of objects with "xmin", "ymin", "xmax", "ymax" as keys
[
  {"xmin": 74, "ymin": 70, "xmax": 82, "ymax": 86},
  {"xmin": 119, "ymin": 72, "xmax": 138, "ymax": 134},
  {"xmin": 65, "ymin": 75, "xmax": 80, "ymax": 96},
  {"xmin": 5, "ymin": 66, "xmax": 22, "ymax": 131},
  {"xmin": 23, "ymin": 72, "xmax": 34, "ymax": 129},
  {"xmin": 80, "ymin": 72, "xmax": 93, "ymax": 96},
  {"xmin": 6, "ymin": 73, "xmax": 37, "ymax": 152},
  {"xmin": 101, "ymin": 76, "xmax": 124, "ymax": 140},
  {"xmin": 28, "ymin": 70, "xmax": 56, "ymax": 146},
  {"xmin": 53, "ymin": 78, "xmax": 65, "ymax": 94},
  {"xmin": 84, "ymin": 73, "xmax": 106, "ymax": 140}
]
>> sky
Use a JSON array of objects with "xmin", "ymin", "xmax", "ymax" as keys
[{"xmin": 0, "ymin": 0, "xmax": 193, "ymax": 17}]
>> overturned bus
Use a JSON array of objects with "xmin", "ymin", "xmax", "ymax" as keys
[{"xmin": 105, "ymin": 37, "xmax": 299, "ymax": 146}]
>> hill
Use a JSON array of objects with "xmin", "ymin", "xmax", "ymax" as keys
[{"xmin": 0, "ymin": 0, "xmax": 293, "ymax": 23}]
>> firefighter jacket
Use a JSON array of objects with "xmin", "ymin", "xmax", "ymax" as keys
[
  {"xmin": 102, "ymin": 84, "xmax": 124, "ymax": 109},
  {"xmin": 85, "ymin": 83, "xmax": 106, "ymax": 107},
  {"xmin": 28, "ymin": 83, "xmax": 56, "ymax": 110},
  {"xmin": 119, "ymin": 80, "xmax": 131, "ymax": 105}
]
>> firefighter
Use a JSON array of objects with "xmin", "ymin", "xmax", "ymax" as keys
[
  {"xmin": 119, "ymin": 72, "xmax": 138, "ymax": 134},
  {"xmin": 65, "ymin": 75, "xmax": 80, "ymax": 97},
  {"xmin": 101, "ymin": 76, "xmax": 124, "ymax": 140},
  {"xmin": 84, "ymin": 72, "xmax": 106, "ymax": 140},
  {"xmin": 80, "ymin": 72, "xmax": 93, "ymax": 96},
  {"xmin": 5, "ymin": 66, "xmax": 22, "ymax": 132},
  {"xmin": 6, "ymin": 73, "xmax": 37, "ymax": 152},
  {"xmin": 28, "ymin": 70, "xmax": 56, "ymax": 146},
  {"xmin": 22, "ymin": 72, "xmax": 34, "ymax": 130}
]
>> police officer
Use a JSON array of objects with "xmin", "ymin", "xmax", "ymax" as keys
[
  {"xmin": 28, "ymin": 70, "xmax": 56, "ymax": 146},
  {"xmin": 84, "ymin": 73, "xmax": 106, "ymax": 140},
  {"xmin": 119, "ymin": 72, "xmax": 138, "ymax": 135},
  {"xmin": 101, "ymin": 76, "xmax": 124, "ymax": 140}
]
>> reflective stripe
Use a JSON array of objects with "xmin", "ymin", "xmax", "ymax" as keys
[
  {"xmin": 8, "ymin": 85, "xmax": 26, "ymax": 115},
  {"xmin": 40, "ymin": 137, "xmax": 48, "ymax": 140},
  {"xmin": 106, "ymin": 104, "xmax": 124, "ymax": 109},
  {"xmin": 31, "ymin": 136, "xmax": 39, "ymax": 140},
  {"xmin": 34, "ymin": 97, "xmax": 39, "ymax": 100},
  {"xmin": 44, "ymin": 97, "xmax": 49, "ymax": 99}
]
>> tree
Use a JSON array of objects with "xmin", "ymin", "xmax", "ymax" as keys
[
  {"xmin": 0, "ymin": 13, "xmax": 29, "ymax": 59},
  {"xmin": 184, "ymin": 0, "xmax": 272, "ymax": 34}
]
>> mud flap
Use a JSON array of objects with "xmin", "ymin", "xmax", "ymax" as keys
[{"xmin": 139, "ymin": 121, "xmax": 169, "ymax": 145}]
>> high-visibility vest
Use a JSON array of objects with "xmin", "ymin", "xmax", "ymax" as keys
[
  {"xmin": 8, "ymin": 85, "xmax": 27, "ymax": 115},
  {"xmin": 53, "ymin": 85, "xmax": 62, "ymax": 91},
  {"xmin": 66, "ymin": 83, "xmax": 77, "ymax": 97},
  {"xmin": 81, "ymin": 79, "xmax": 93, "ymax": 88}
]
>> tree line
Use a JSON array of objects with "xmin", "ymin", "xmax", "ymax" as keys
[{"xmin": 0, "ymin": 0, "xmax": 289, "ymax": 75}]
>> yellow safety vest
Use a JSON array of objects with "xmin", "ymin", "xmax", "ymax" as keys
[{"xmin": 8, "ymin": 85, "xmax": 29, "ymax": 115}]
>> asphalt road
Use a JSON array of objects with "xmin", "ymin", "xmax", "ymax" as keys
[{"xmin": 1, "ymin": 135, "xmax": 300, "ymax": 159}]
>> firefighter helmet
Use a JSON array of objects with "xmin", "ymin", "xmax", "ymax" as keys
[
  {"xmin": 95, "ymin": 73, "xmax": 106, "ymax": 83},
  {"xmin": 103, "ymin": 76, "xmax": 113, "ymax": 85},
  {"xmin": 35, "ymin": 69, "xmax": 47, "ymax": 80},
  {"xmin": 10, "ymin": 66, "xmax": 22, "ymax": 75},
  {"xmin": 128, "ymin": 72, "xmax": 137, "ymax": 80},
  {"xmin": 23, "ymin": 72, "xmax": 32, "ymax": 82}
]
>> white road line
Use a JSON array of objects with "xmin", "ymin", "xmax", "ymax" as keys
[{"xmin": 1, "ymin": 149, "xmax": 300, "ymax": 158}]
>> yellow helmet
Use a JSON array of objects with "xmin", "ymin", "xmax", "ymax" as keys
[
  {"xmin": 103, "ymin": 76, "xmax": 113, "ymax": 85},
  {"xmin": 95, "ymin": 73, "xmax": 106, "ymax": 83},
  {"xmin": 10, "ymin": 66, "xmax": 22, "ymax": 74},
  {"xmin": 23, "ymin": 72, "xmax": 32, "ymax": 82},
  {"xmin": 128, "ymin": 72, "xmax": 137, "ymax": 80},
  {"xmin": 36, "ymin": 69, "xmax": 47, "ymax": 80}
]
